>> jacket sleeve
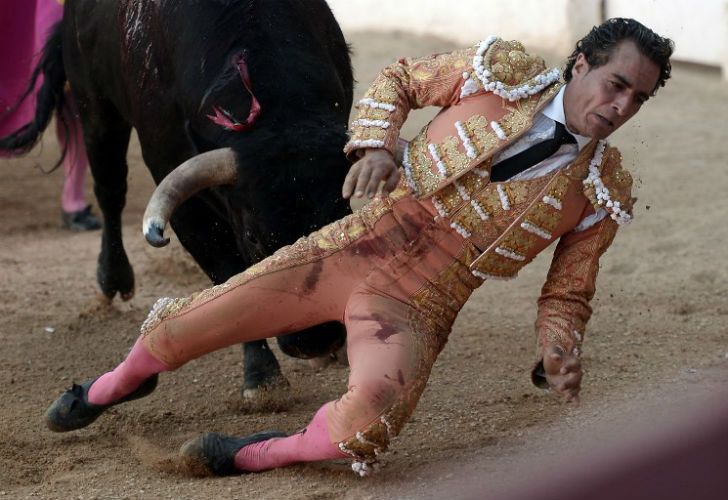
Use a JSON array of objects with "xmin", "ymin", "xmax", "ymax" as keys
[
  {"xmin": 344, "ymin": 47, "xmax": 476, "ymax": 161},
  {"xmin": 530, "ymin": 214, "xmax": 619, "ymax": 387}
]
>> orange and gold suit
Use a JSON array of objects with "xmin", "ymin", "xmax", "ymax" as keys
[{"xmin": 138, "ymin": 37, "xmax": 634, "ymax": 466}]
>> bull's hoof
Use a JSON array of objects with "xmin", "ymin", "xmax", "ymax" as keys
[
  {"xmin": 241, "ymin": 374, "xmax": 289, "ymax": 400},
  {"xmin": 97, "ymin": 253, "xmax": 135, "ymax": 301},
  {"xmin": 180, "ymin": 430, "xmax": 287, "ymax": 476},
  {"xmin": 306, "ymin": 345, "xmax": 349, "ymax": 370},
  {"xmin": 45, "ymin": 375, "xmax": 158, "ymax": 432}
]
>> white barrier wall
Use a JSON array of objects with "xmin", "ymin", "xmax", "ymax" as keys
[
  {"xmin": 606, "ymin": 0, "xmax": 726, "ymax": 67},
  {"xmin": 327, "ymin": 0, "xmax": 601, "ymax": 58},
  {"xmin": 327, "ymin": 0, "xmax": 728, "ymax": 78}
]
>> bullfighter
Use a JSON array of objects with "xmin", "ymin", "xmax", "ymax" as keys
[{"xmin": 46, "ymin": 18, "xmax": 673, "ymax": 477}]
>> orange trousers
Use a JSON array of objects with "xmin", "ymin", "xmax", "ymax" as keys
[{"xmin": 140, "ymin": 186, "xmax": 481, "ymax": 460}]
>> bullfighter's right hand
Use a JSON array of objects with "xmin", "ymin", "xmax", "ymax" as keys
[
  {"xmin": 343, "ymin": 148, "xmax": 401, "ymax": 199},
  {"xmin": 542, "ymin": 344, "xmax": 582, "ymax": 403}
]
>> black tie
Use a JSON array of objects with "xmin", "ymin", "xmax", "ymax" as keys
[{"xmin": 489, "ymin": 121, "xmax": 577, "ymax": 182}]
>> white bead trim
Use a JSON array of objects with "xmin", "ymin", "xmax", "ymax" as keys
[
  {"xmin": 582, "ymin": 140, "xmax": 632, "ymax": 225},
  {"xmin": 358, "ymin": 97, "xmax": 395, "ymax": 112},
  {"xmin": 455, "ymin": 121, "xmax": 478, "ymax": 159},
  {"xmin": 472, "ymin": 270, "xmax": 517, "ymax": 281},
  {"xmin": 460, "ymin": 77, "xmax": 481, "ymax": 98},
  {"xmin": 495, "ymin": 246, "xmax": 526, "ymax": 261},
  {"xmin": 140, "ymin": 297, "xmax": 173, "ymax": 333},
  {"xmin": 451, "ymin": 221, "xmax": 472, "ymax": 238},
  {"xmin": 401, "ymin": 144, "xmax": 418, "ymax": 194},
  {"xmin": 350, "ymin": 139, "xmax": 385, "ymax": 149},
  {"xmin": 542, "ymin": 195, "xmax": 562, "ymax": 210},
  {"xmin": 490, "ymin": 121, "xmax": 507, "ymax": 140},
  {"xmin": 351, "ymin": 461, "xmax": 378, "ymax": 477},
  {"xmin": 496, "ymin": 184, "xmax": 511, "ymax": 210},
  {"xmin": 428, "ymin": 143, "xmax": 449, "ymax": 178},
  {"xmin": 473, "ymin": 167, "xmax": 490, "ymax": 178},
  {"xmin": 351, "ymin": 119, "xmax": 390, "ymax": 129},
  {"xmin": 431, "ymin": 196, "xmax": 449, "ymax": 218},
  {"xmin": 471, "ymin": 199, "xmax": 491, "ymax": 220},
  {"xmin": 573, "ymin": 208, "xmax": 608, "ymax": 232},
  {"xmin": 454, "ymin": 180, "xmax": 471, "ymax": 201},
  {"xmin": 520, "ymin": 221, "xmax": 551, "ymax": 239},
  {"xmin": 380, "ymin": 415, "xmax": 394, "ymax": 438}
]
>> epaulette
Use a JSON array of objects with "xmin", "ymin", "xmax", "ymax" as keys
[{"xmin": 460, "ymin": 36, "xmax": 561, "ymax": 101}]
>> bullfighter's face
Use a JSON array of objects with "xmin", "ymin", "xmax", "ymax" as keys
[{"xmin": 563, "ymin": 40, "xmax": 660, "ymax": 140}]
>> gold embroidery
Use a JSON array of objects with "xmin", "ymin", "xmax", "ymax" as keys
[
  {"xmin": 523, "ymin": 204, "xmax": 562, "ymax": 233},
  {"xmin": 351, "ymin": 126, "xmax": 387, "ymax": 141},
  {"xmin": 369, "ymin": 77, "xmax": 399, "ymax": 104},
  {"xmin": 467, "ymin": 115, "xmax": 499, "ymax": 153},
  {"xmin": 471, "ymin": 251, "xmax": 524, "ymax": 279},
  {"xmin": 499, "ymin": 230, "xmax": 539, "ymax": 255},
  {"xmin": 407, "ymin": 128, "xmax": 441, "ymax": 195},
  {"xmin": 485, "ymin": 39, "xmax": 547, "ymax": 88},
  {"xmin": 495, "ymin": 96, "xmax": 539, "ymax": 138},
  {"xmin": 440, "ymin": 136, "xmax": 473, "ymax": 179},
  {"xmin": 356, "ymin": 106, "xmax": 391, "ymax": 122}
]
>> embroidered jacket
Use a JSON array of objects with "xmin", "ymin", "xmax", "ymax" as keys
[{"xmin": 344, "ymin": 37, "xmax": 635, "ymax": 378}]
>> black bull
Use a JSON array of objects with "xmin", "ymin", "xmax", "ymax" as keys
[{"xmin": 0, "ymin": 0, "xmax": 355, "ymax": 396}]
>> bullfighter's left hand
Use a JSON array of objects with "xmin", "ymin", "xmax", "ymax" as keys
[{"xmin": 542, "ymin": 344, "xmax": 582, "ymax": 403}]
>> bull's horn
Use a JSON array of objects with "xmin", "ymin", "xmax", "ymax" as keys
[{"xmin": 142, "ymin": 147, "xmax": 238, "ymax": 247}]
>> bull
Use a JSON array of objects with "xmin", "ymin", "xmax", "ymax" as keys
[{"xmin": 0, "ymin": 0, "xmax": 353, "ymax": 397}]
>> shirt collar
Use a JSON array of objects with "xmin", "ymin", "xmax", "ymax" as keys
[{"xmin": 541, "ymin": 84, "xmax": 591, "ymax": 151}]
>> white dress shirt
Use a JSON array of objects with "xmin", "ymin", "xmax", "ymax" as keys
[{"xmin": 492, "ymin": 85, "xmax": 608, "ymax": 230}]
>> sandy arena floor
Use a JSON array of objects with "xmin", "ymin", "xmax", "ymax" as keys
[{"xmin": 1, "ymin": 31, "xmax": 726, "ymax": 499}]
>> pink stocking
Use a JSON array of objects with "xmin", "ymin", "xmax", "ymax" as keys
[
  {"xmin": 234, "ymin": 402, "xmax": 347, "ymax": 472},
  {"xmin": 57, "ymin": 94, "xmax": 89, "ymax": 213},
  {"xmin": 87, "ymin": 336, "xmax": 171, "ymax": 405}
]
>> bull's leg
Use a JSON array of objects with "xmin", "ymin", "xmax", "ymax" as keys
[
  {"xmin": 242, "ymin": 322, "xmax": 346, "ymax": 398},
  {"xmin": 79, "ymin": 104, "xmax": 135, "ymax": 300},
  {"xmin": 275, "ymin": 322, "xmax": 346, "ymax": 359},
  {"xmin": 241, "ymin": 340, "xmax": 287, "ymax": 398},
  {"xmin": 243, "ymin": 324, "xmax": 346, "ymax": 399},
  {"xmin": 160, "ymin": 197, "xmax": 292, "ymax": 398},
  {"xmin": 138, "ymin": 131, "xmax": 291, "ymax": 397}
]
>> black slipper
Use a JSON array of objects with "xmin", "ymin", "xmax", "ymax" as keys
[
  {"xmin": 180, "ymin": 430, "xmax": 288, "ymax": 476},
  {"xmin": 45, "ymin": 374, "xmax": 158, "ymax": 432}
]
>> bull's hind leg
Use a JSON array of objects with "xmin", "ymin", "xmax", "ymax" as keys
[
  {"xmin": 242, "ymin": 323, "xmax": 346, "ymax": 399},
  {"xmin": 78, "ymin": 101, "xmax": 135, "ymax": 300},
  {"xmin": 160, "ymin": 196, "xmax": 293, "ymax": 398}
]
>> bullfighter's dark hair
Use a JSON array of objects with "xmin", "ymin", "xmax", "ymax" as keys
[{"xmin": 563, "ymin": 17, "xmax": 674, "ymax": 94}]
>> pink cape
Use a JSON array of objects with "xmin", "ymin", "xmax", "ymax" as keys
[{"xmin": 0, "ymin": 0, "xmax": 64, "ymax": 139}]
